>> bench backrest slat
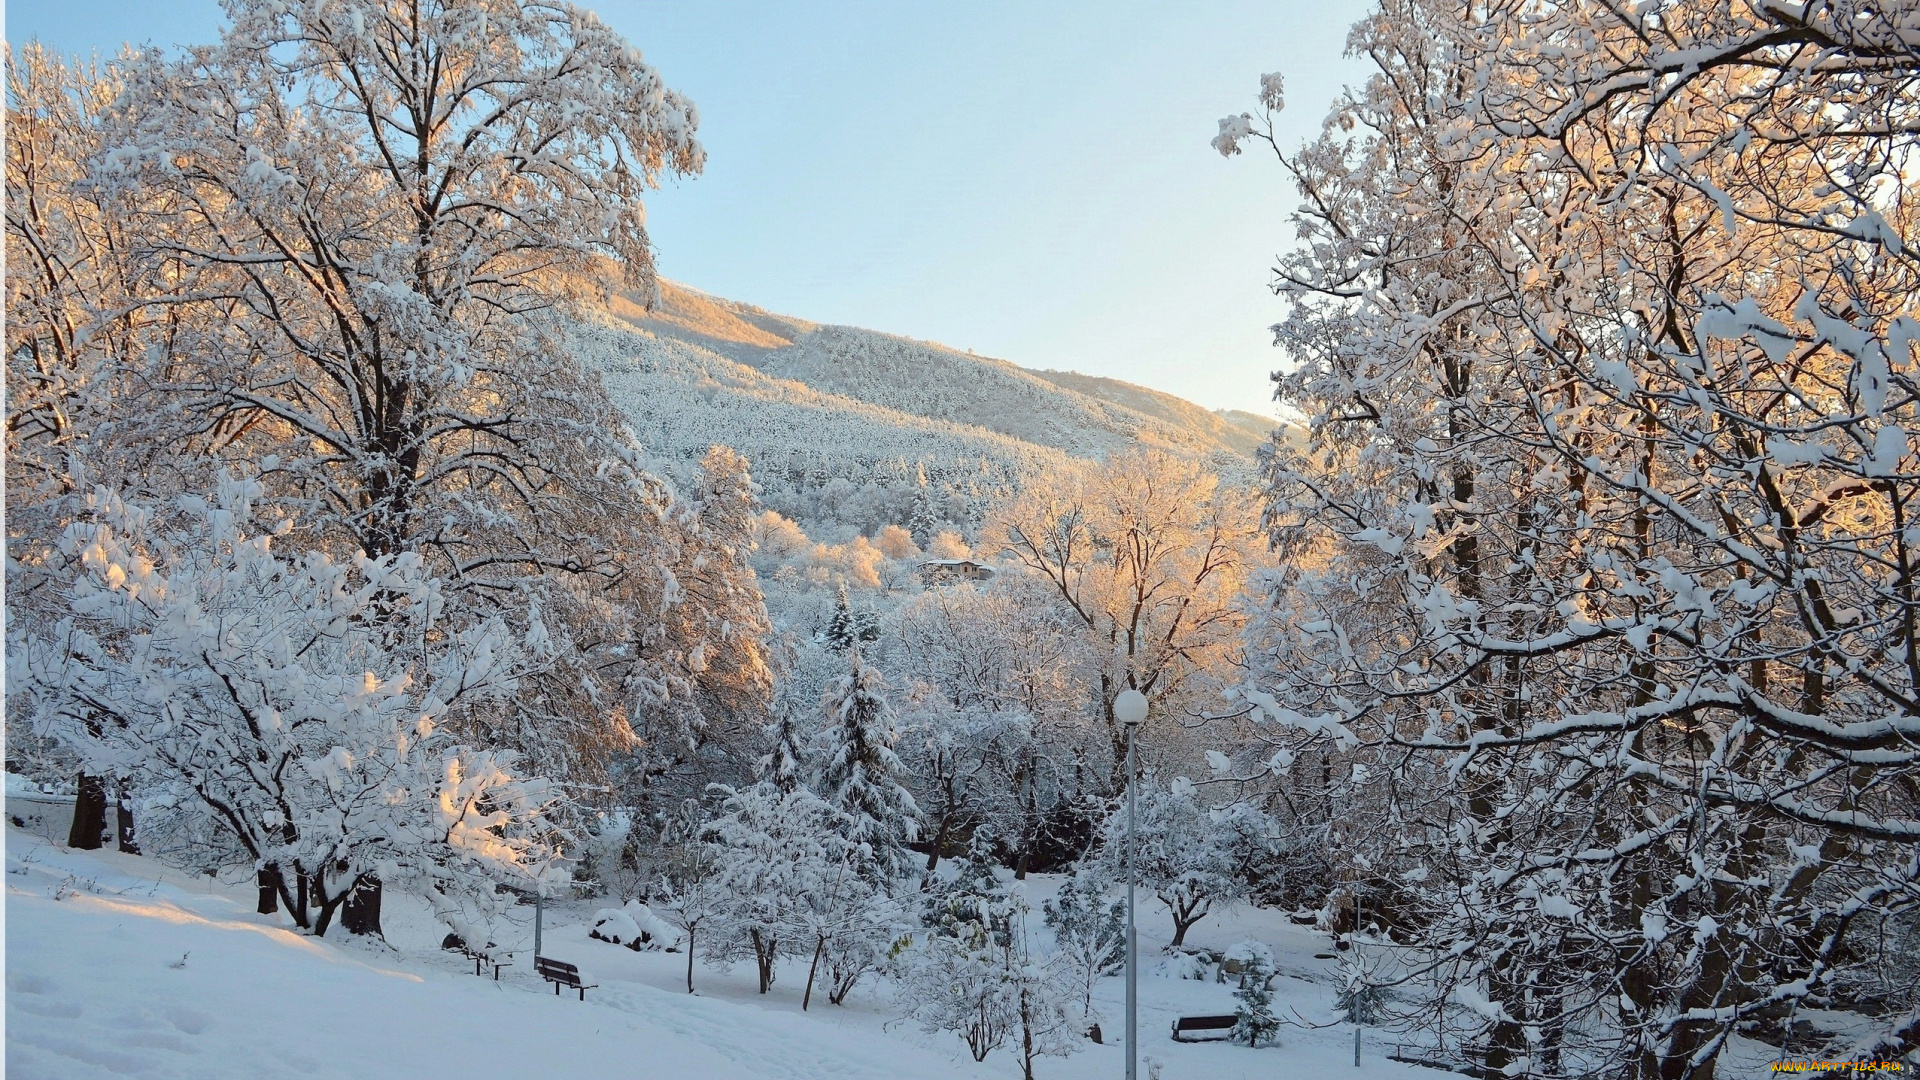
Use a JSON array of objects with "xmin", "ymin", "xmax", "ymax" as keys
[{"xmin": 1173, "ymin": 1015, "xmax": 1238, "ymax": 1030}]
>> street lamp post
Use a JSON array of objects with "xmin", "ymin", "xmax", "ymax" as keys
[{"xmin": 1113, "ymin": 689, "xmax": 1149, "ymax": 1080}]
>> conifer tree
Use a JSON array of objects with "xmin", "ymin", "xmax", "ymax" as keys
[
  {"xmin": 761, "ymin": 711, "xmax": 811, "ymax": 793},
  {"xmin": 819, "ymin": 653, "xmax": 919, "ymax": 880},
  {"xmin": 826, "ymin": 585, "xmax": 859, "ymax": 653},
  {"xmin": 1227, "ymin": 941, "xmax": 1279, "ymax": 1048}
]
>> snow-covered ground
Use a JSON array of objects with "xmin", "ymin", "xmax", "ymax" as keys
[{"xmin": 3, "ymin": 829, "xmax": 1793, "ymax": 1079}]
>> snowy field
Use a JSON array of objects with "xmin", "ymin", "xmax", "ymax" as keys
[{"xmin": 6, "ymin": 828, "xmax": 1802, "ymax": 1080}]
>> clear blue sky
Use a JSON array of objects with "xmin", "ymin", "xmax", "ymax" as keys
[{"xmin": 7, "ymin": 1, "xmax": 1373, "ymax": 415}]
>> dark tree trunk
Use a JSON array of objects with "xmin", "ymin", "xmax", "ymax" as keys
[
  {"xmin": 291, "ymin": 869, "xmax": 312, "ymax": 928},
  {"xmin": 686, "ymin": 926, "xmax": 696, "ymax": 993},
  {"xmin": 258, "ymin": 864, "xmax": 283, "ymax": 915},
  {"xmin": 310, "ymin": 875, "xmax": 348, "ymax": 937},
  {"xmin": 341, "ymin": 873, "xmax": 383, "ymax": 937},
  {"xmin": 114, "ymin": 779, "xmax": 139, "ymax": 853},
  {"xmin": 67, "ymin": 772, "xmax": 108, "ymax": 849},
  {"xmin": 802, "ymin": 935, "xmax": 825, "ymax": 1011},
  {"xmin": 1169, "ymin": 896, "xmax": 1209, "ymax": 947},
  {"xmin": 750, "ymin": 929, "xmax": 777, "ymax": 994},
  {"xmin": 926, "ymin": 811, "xmax": 952, "ymax": 873}
]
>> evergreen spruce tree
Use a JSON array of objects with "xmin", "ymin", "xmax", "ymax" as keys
[
  {"xmin": 819, "ymin": 652, "xmax": 920, "ymax": 880},
  {"xmin": 1226, "ymin": 940, "xmax": 1280, "ymax": 1048},
  {"xmin": 761, "ymin": 710, "xmax": 811, "ymax": 793},
  {"xmin": 826, "ymin": 585, "xmax": 859, "ymax": 652}
]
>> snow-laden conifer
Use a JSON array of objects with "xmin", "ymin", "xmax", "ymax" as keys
[
  {"xmin": 1225, "ymin": 940, "xmax": 1280, "ymax": 1048},
  {"xmin": 817, "ymin": 653, "xmax": 919, "ymax": 881}
]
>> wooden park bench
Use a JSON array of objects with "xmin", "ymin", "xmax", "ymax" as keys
[
  {"xmin": 441, "ymin": 934, "xmax": 511, "ymax": 980},
  {"xmin": 1388, "ymin": 1042, "xmax": 1493, "ymax": 1076},
  {"xmin": 536, "ymin": 956, "xmax": 597, "ymax": 1001},
  {"xmin": 1171, "ymin": 1015, "xmax": 1238, "ymax": 1042}
]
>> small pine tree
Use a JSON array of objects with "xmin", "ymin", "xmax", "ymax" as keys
[
  {"xmin": 924, "ymin": 830, "xmax": 1008, "ymax": 940},
  {"xmin": 1226, "ymin": 940, "xmax": 1280, "ymax": 1048},
  {"xmin": 1333, "ymin": 952, "xmax": 1387, "ymax": 1025},
  {"xmin": 1043, "ymin": 872, "xmax": 1126, "ymax": 1018},
  {"xmin": 761, "ymin": 711, "xmax": 811, "ymax": 792},
  {"xmin": 826, "ymin": 585, "xmax": 859, "ymax": 652}
]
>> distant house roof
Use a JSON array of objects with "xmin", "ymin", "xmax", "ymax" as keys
[{"xmin": 919, "ymin": 558, "xmax": 995, "ymax": 580}]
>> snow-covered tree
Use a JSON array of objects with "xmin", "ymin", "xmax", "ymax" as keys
[
  {"xmin": 988, "ymin": 450, "xmax": 1260, "ymax": 791},
  {"xmin": 8, "ymin": 475, "xmax": 563, "ymax": 938},
  {"xmin": 4, "ymin": 45, "xmax": 195, "ymax": 848},
  {"xmin": 824, "ymin": 584, "xmax": 879, "ymax": 652},
  {"xmin": 58, "ymin": 0, "xmax": 730, "ymax": 802},
  {"xmin": 903, "ymin": 868, "xmax": 1082, "ymax": 1079},
  {"xmin": 818, "ymin": 653, "xmax": 919, "ymax": 881},
  {"xmin": 656, "ymin": 800, "xmax": 725, "ymax": 993},
  {"xmin": 1042, "ymin": 871, "xmax": 1126, "ymax": 1019},
  {"xmin": 889, "ymin": 576, "xmax": 1104, "ymax": 873},
  {"xmin": 630, "ymin": 446, "xmax": 776, "ymax": 799},
  {"xmin": 1219, "ymin": 0, "xmax": 1920, "ymax": 1071},
  {"xmin": 702, "ymin": 782, "xmax": 833, "ymax": 994},
  {"xmin": 759, "ymin": 709, "xmax": 813, "ymax": 793},
  {"xmin": 1088, "ymin": 777, "xmax": 1245, "ymax": 946},
  {"xmin": 1226, "ymin": 940, "xmax": 1280, "ymax": 1048}
]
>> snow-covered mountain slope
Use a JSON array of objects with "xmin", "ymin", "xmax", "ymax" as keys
[
  {"xmin": 1025, "ymin": 368, "xmax": 1275, "ymax": 457},
  {"xmin": 570, "ymin": 318, "xmax": 1070, "ymax": 532},
  {"xmin": 573, "ymin": 280, "xmax": 1276, "ymax": 531},
  {"xmin": 585, "ymin": 280, "xmax": 1271, "ymax": 473},
  {"xmin": 600, "ymin": 282, "xmax": 1275, "ymax": 462}
]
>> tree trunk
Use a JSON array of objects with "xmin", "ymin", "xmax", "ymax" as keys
[
  {"xmin": 1169, "ymin": 895, "xmax": 1209, "ymax": 947},
  {"xmin": 310, "ymin": 875, "xmax": 346, "ymax": 936},
  {"xmin": 290, "ymin": 869, "xmax": 312, "ymax": 928},
  {"xmin": 926, "ymin": 810, "xmax": 951, "ymax": 872},
  {"xmin": 67, "ymin": 772, "xmax": 107, "ymax": 849},
  {"xmin": 1021, "ymin": 985, "xmax": 1038, "ymax": 1080},
  {"xmin": 802, "ymin": 935, "xmax": 825, "ymax": 1011},
  {"xmin": 258, "ymin": 864, "xmax": 283, "ymax": 915},
  {"xmin": 341, "ymin": 873, "xmax": 383, "ymax": 937},
  {"xmin": 114, "ymin": 779, "xmax": 139, "ymax": 853},
  {"xmin": 750, "ymin": 929, "xmax": 777, "ymax": 994},
  {"xmin": 686, "ymin": 926, "xmax": 696, "ymax": 993}
]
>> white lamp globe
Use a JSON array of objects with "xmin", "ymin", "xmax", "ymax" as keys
[{"xmin": 1114, "ymin": 689, "xmax": 1148, "ymax": 726}]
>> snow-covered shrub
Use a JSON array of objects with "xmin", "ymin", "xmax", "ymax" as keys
[
  {"xmin": 590, "ymin": 908, "xmax": 644, "ymax": 949},
  {"xmin": 1156, "ymin": 949, "xmax": 1213, "ymax": 981},
  {"xmin": 9, "ymin": 477, "xmax": 564, "ymax": 938},
  {"xmin": 1332, "ymin": 946, "xmax": 1388, "ymax": 1027},
  {"xmin": 590, "ymin": 900, "xmax": 681, "ymax": 951}
]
